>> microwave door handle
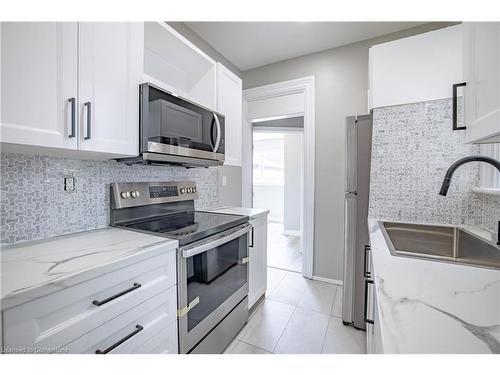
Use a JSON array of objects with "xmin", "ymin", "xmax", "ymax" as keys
[
  {"xmin": 210, "ymin": 117, "xmax": 216, "ymax": 149},
  {"xmin": 213, "ymin": 113, "xmax": 221, "ymax": 153}
]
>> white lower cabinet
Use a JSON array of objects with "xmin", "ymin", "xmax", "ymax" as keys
[
  {"xmin": 248, "ymin": 215, "xmax": 268, "ymax": 308},
  {"xmin": 2, "ymin": 250, "xmax": 178, "ymax": 354},
  {"xmin": 366, "ymin": 254, "xmax": 383, "ymax": 353},
  {"xmin": 62, "ymin": 286, "xmax": 177, "ymax": 354}
]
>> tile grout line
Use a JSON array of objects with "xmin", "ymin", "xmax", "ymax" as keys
[
  {"xmin": 320, "ymin": 286, "xmax": 338, "ymax": 353},
  {"xmin": 329, "ymin": 286, "xmax": 338, "ymax": 317},
  {"xmin": 320, "ymin": 314, "xmax": 334, "ymax": 354},
  {"xmin": 233, "ymin": 339, "xmax": 273, "ymax": 354},
  {"xmin": 271, "ymin": 304, "xmax": 297, "ymax": 353}
]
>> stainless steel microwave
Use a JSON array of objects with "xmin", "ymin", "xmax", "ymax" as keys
[{"xmin": 120, "ymin": 83, "xmax": 225, "ymax": 167}]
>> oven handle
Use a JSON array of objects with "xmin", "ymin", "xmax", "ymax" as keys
[
  {"xmin": 181, "ymin": 224, "xmax": 252, "ymax": 258},
  {"xmin": 213, "ymin": 112, "xmax": 221, "ymax": 153}
]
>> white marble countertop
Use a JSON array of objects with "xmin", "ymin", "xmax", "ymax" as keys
[
  {"xmin": 205, "ymin": 207, "xmax": 270, "ymax": 220},
  {"xmin": 1, "ymin": 228, "xmax": 178, "ymax": 311},
  {"xmin": 368, "ymin": 219, "xmax": 500, "ymax": 354}
]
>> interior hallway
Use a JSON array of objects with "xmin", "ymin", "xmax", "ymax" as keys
[{"xmin": 267, "ymin": 222, "xmax": 302, "ymax": 272}]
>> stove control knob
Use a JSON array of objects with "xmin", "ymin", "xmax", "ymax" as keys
[
  {"xmin": 187, "ymin": 188, "xmax": 192, "ymax": 193},
  {"xmin": 192, "ymin": 187, "xmax": 197, "ymax": 193},
  {"xmin": 120, "ymin": 192, "xmax": 130, "ymax": 199},
  {"xmin": 180, "ymin": 188, "xmax": 186, "ymax": 194},
  {"xmin": 130, "ymin": 191, "xmax": 140, "ymax": 198}
]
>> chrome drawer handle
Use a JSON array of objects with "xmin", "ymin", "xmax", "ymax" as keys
[
  {"xmin": 92, "ymin": 283, "xmax": 141, "ymax": 307},
  {"xmin": 95, "ymin": 324, "xmax": 143, "ymax": 354}
]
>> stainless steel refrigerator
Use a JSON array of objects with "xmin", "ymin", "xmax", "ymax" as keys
[{"xmin": 342, "ymin": 114, "xmax": 373, "ymax": 330}]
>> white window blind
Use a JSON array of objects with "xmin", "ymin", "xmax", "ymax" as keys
[{"xmin": 479, "ymin": 144, "xmax": 500, "ymax": 189}]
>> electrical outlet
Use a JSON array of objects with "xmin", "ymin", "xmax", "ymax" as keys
[{"xmin": 64, "ymin": 176, "xmax": 75, "ymax": 192}]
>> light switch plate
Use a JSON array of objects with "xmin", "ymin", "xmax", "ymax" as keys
[{"xmin": 222, "ymin": 175, "xmax": 227, "ymax": 186}]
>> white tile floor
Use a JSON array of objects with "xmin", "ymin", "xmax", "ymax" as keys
[
  {"xmin": 267, "ymin": 222, "xmax": 302, "ymax": 272},
  {"xmin": 224, "ymin": 268, "xmax": 366, "ymax": 354}
]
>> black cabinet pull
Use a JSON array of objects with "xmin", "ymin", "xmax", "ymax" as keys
[
  {"xmin": 93, "ymin": 283, "xmax": 141, "ymax": 307},
  {"xmin": 95, "ymin": 324, "xmax": 143, "ymax": 354},
  {"xmin": 84, "ymin": 101, "xmax": 92, "ymax": 140},
  {"xmin": 68, "ymin": 98, "xmax": 76, "ymax": 138},
  {"xmin": 364, "ymin": 279, "xmax": 374, "ymax": 325},
  {"xmin": 249, "ymin": 227, "xmax": 254, "ymax": 248},
  {"xmin": 363, "ymin": 245, "xmax": 371, "ymax": 278},
  {"xmin": 452, "ymin": 82, "xmax": 467, "ymax": 131}
]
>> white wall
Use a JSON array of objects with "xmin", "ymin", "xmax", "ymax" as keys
[
  {"xmin": 283, "ymin": 133, "xmax": 302, "ymax": 233},
  {"xmin": 253, "ymin": 184, "xmax": 284, "ymax": 221}
]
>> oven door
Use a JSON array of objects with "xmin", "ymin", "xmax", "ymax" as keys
[
  {"xmin": 177, "ymin": 224, "xmax": 250, "ymax": 354},
  {"xmin": 140, "ymin": 83, "xmax": 225, "ymax": 163}
]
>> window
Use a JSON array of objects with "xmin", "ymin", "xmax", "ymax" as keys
[
  {"xmin": 252, "ymin": 132, "xmax": 285, "ymax": 186},
  {"xmin": 479, "ymin": 144, "xmax": 500, "ymax": 190}
]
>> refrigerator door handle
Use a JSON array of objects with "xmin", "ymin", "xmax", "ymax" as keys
[
  {"xmin": 364, "ymin": 279, "xmax": 375, "ymax": 325},
  {"xmin": 363, "ymin": 245, "xmax": 371, "ymax": 278}
]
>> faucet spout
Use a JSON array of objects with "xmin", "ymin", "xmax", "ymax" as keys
[{"xmin": 439, "ymin": 156, "xmax": 500, "ymax": 196}]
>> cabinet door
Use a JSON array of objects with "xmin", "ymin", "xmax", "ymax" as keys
[
  {"xmin": 217, "ymin": 63, "xmax": 242, "ymax": 166},
  {"xmin": 248, "ymin": 215, "xmax": 268, "ymax": 308},
  {"xmin": 0, "ymin": 22, "xmax": 78, "ymax": 150},
  {"xmin": 464, "ymin": 22, "xmax": 500, "ymax": 143},
  {"xmin": 78, "ymin": 22, "xmax": 143, "ymax": 156}
]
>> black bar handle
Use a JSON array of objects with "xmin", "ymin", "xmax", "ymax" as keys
[
  {"xmin": 363, "ymin": 245, "xmax": 371, "ymax": 278},
  {"xmin": 364, "ymin": 279, "xmax": 374, "ymax": 325},
  {"xmin": 84, "ymin": 101, "xmax": 92, "ymax": 140},
  {"xmin": 452, "ymin": 82, "xmax": 467, "ymax": 131},
  {"xmin": 68, "ymin": 98, "xmax": 76, "ymax": 138},
  {"xmin": 93, "ymin": 283, "xmax": 141, "ymax": 307},
  {"xmin": 249, "ymin": 227, "xmax": 254, "ymax": 248},
  {"xmin": 95, "ymin": 324, "xmax": 143, "ymax": 354}
]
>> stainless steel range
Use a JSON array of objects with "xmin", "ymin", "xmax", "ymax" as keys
[{"xmin": 110, "ymin": 181, "xmax": 250, "ymax": 354}]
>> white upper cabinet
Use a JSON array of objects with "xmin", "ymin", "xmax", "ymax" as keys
[
  {"xmin": 369, "ymin": 25, "xmax": 463, "ymax": 109},
  {"xmin": 1, "ymin": 22, "xmax": 78, "ymax": 150},
  {"xmin": 143, "ymin": 22, "xmax": 216, "ymax": 111},
  {"xmin": 217, "ymin": 63, "xmax": 242, "ymax": 166},
  {"xmin": 0, "ymin": 22, "xmax": 143, "ymax": 157},
  {"xmin": 463, "ymin": 22, "xmax": 500, "ymax": 143},
  {"xmin": 78, "ymin": 23, "xmax": 143, "ymax": 156}
]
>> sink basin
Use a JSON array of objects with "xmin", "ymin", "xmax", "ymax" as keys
[{"xmin": 381, "ymin": 222, "xmax": 500, "ymax": 270}]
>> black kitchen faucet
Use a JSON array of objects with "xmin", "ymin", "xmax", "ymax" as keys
[{"xmin": 438, "ymin": 156, "xmax": 500, "ymax": 245}]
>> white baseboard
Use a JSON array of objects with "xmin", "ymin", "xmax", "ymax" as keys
[
  {"xmin": 311, "ymin": 276, "xmax": 343, "ymax": 286},
  {"xmin": 282, "ymin": 229, "xmax": 301, "ymax": 236}
]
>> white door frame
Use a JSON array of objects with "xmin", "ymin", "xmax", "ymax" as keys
[{"xmin": 242, "ymin": 76, "xmax": 315, "ymax": 279}]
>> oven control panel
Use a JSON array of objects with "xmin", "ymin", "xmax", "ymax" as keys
[
  {"xmin": 111, "ymin": 181, "xmax": 198, "ymax": 209},
  {"xmin": 149, "ymin": 185, "xmax": 179, "ymax": 198}
]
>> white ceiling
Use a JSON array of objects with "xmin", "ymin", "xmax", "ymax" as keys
[{"xmin": 185, "ymin": 22, "xmax": 426, "ymax": 71}]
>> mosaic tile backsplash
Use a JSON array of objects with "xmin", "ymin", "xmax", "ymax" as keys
[
  {"xmin": 369, "ymin": 98, "xmax": 500, "ymax": 234},
  {"xmin": 0, "ymin": 153, "xmax": 219, "ymax": 244}
]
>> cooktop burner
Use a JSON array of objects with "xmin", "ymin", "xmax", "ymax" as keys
[
  {"xmin": 119, "ymin": 210, "xmax": 248, "ymax": 245},
  {"xmin": 110, "ymin": 181, "xmax": 249, "ymax": 246}
]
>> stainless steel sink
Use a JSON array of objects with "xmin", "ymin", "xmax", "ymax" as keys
[{"xmin": 381, "ymin": 222, "xmax": 500, "ymax": 270}]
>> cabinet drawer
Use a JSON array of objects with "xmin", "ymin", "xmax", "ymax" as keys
[
  {"xmin": 130, "ymin": 319, "xmax": 178, "ymax": 354},
  {"xmin": 4, "ymin": 250, "xmax": 176, "ymax": 351},
  {"xmin": 61, "ymin": 286, "xmax": 177, "ymax": 354}
]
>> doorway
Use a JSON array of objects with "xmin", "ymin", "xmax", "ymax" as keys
[
  {"xmin": 242, "ymin": 76, "xmax": 315, "ymax": 278},
  {"xmin": 252, "ymin": 128, "xmax": 304, "ymax": 272}
]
